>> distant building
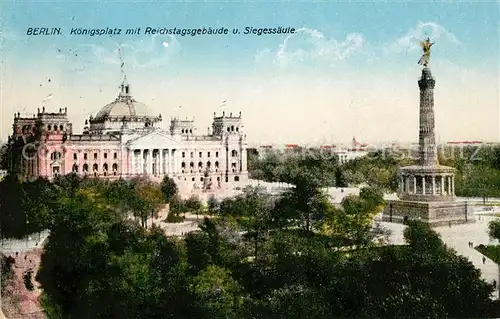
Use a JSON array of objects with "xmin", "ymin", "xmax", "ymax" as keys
[
  {"xmin": 5, "ymin": 76, "xmax": 249, "ymax": 193},
  {"xmin": 334, "ymin": 137, "xmax": 369, "ymax": 164}
]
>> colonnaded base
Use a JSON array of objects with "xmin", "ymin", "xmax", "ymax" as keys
[{"xmin": 382, "ymin": 199, "xmax": 475, "ymax": 227}]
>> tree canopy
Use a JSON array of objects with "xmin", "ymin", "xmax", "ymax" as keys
[{"xmin": 0, "ymin": 170, "xmax": 497, "ymax": 318}]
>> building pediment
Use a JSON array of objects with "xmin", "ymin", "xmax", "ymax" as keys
[{"xmin": 126, "ymin": 131, "xmax": 179, "ymax": 149}]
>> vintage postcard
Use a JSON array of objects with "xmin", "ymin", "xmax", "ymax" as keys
[{"xmin": 0, "ymin": 1, "xmax": 499, "ymax": 318}]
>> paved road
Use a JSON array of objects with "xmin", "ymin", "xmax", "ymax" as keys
[{"xmin": 0, "ymin": 231, "xmax": 50, "ymax": 254}]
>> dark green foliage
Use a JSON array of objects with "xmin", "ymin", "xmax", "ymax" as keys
[
  {"xmin": 1, "ymin": 254, "xmax": 15, "ymax": 293},
  {"xmin": 0, "ymin": 175, "xmax": 57, "ymax": 239},
  {"xmin": 160, "ymin": 175, "xmax": 178, "ymax": 203},
  {"xmin": 7, "ymin": 172, "xmax": 495, "ymax": 318},
  {"xmin": 207, "ymin": 195, "xmax": 220, "ymax": 216},
  {"xmin": 0, "ymin": 143, "xmax": 9, "ymax": 170},
  {"xmin": 476, "ymin": 245, "xmax": 500, "ymax": 264},
  {"xmin": 166, "ymin": 212, "xmax": 185, "ymax": 223},
  {"xmin": 489, "ymin": 220, "xmax": 500, "ymax": 241}
]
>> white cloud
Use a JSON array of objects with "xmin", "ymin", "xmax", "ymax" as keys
[
  {"xmin": 389, "ymin": 21, "xmax": 460, "ymax": 53},
  {"xmin": 256, "ymin": 28, "xmax": 365, "ymax": 68},
  {"xmin": 73, "ymin": 34, "xmax": 182, "ymax": 70}
]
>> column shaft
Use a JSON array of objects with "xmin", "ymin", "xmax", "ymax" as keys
[
  {"xmin": 159, "ymin": 149, "xmax": 163, "ymax": 175},
  {"xmin": 440, "ymin": 175, "xmax": 445, "ymax": 195},
  {"xmin": 131, "ymin": 149, "xmax": 135, "ymax": 175},
  {"xmin": 140, "ymin": 149, "xmax": 144, "ymax": 174},
  {"xmin": 422, "ymin": 176, "xmax": 426, "ymax": 195},
  {"xmin": 431, "ymin": 175, "xmax": 436, "ymax": 195}
]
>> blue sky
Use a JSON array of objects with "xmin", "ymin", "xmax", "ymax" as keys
[{"xmin": 1, "ymin": 1, "xmax": 499, "ymax": 144}]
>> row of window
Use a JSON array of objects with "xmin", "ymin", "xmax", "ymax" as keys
[
  {"xmin": 188, "ymin": 176, "xmax": 239, "ymax": 182},
  {"xmin": 74, "ymin": 152, "xmax": 118, "ymax": 160},
  {"xmin": 180, "ymin": 150, "xmax": 239, "ymax": 158},
  {"xmin": 182, "ymin": 151, "xmax": 219, "ymax": 158},
  {"xmin": 180, "ymin": 161, "xmax": 239, "ymax": 174},
  {"xmin": 47, "ymin": 124, "xmax": 65, "ymax": 131},
  {"xmin": 181, "ymin": 161, "xmax": 220, "ymax": 169},
  {"xmin": 51, "ymin": 151, "xmax": 119, "ymax": 161},
  {"xmin": 72, "ymin": 163, "xmax": 119, "ymax": 176}
]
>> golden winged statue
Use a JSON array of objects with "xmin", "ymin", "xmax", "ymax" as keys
[{"xmin": 418, "ymin": 37, "xmax": 434, "ymax": 67}]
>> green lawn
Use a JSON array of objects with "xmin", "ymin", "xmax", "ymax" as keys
[{"xmin": 476, "ymin": 245, "xmax": 500, "ymax": 264}]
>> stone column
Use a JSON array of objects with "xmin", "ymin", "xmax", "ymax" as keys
[
  {"xmin": 440, "ymin": 175, "xmax": 445, "ymax": 195},
  {"xmin": 446, "ymin": 176, "xmax": 451, "ymax": 195},
  {"xmin": 169, "ymin": 149, "xmax": 173, "ymax": 174},
  {"xmin": 172, "ymin": 149, "xmax": 177, "ymax": 174},
  {"xmin": 166, "ymin": 149, "xmax": 170, "ymax": 174},
  {"xmin": 149, "ymin": 149, "xmax": 153, "ymax": 175},
  {"xmin": 159, "ymin": 149, "xmax": 163, "ymax": 175},
  {"xmin": 451, "ymin": 177, "xmax": 455, "ymax": 195},
  {"xmin": 149, "ymin": 149, "xmax": 153, "ymax": 174},
  {"xmin": 413, "ymin": 176, "xmax": 417, "ymax": 194},
  {"xmin": 405, "ymin": 176, "xmax": 410, "ymax": 194},
  {"xmin": 422, "ymin": 176, "xmax": 426, "ymax": 195},
  {"xmin": 432, "ymin": 175, "xmax": 436, "ymax": 195},
  {"xmin": 131, "ymin": 149, "xmax": 135, "ymax": 175},
  {"xmin": 140, "ymin": 149, "xmax": 144, "ymax": 174}
]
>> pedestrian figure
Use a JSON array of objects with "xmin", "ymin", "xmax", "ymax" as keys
[
  {"xmin": 483, "ymin": 256, "xmax": 486, "ymax": 264},
  {"xmin": 493, "ymin": 280, "xmax": 497, "ymax": 289},
  {"xmin": 449, "ymin": 221, "xmax": 452, "ymax": 228},
  {"xmin": 471, "ymin": 242, "xmax": 474, "ymax": 248}
]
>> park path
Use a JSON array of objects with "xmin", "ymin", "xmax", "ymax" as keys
[
  {"xmin": 380, "ymin": 213, "xmax": 500, "ymax": 299},
  {"xmin": 435, "ymin": 216, "xmax": 499, "ymax": 299}
]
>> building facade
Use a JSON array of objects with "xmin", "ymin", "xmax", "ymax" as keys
[{"xmin": 6, "ymin": 77, "xmax": 249, "ymax": 191}]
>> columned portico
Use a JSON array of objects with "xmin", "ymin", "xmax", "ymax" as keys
[{"xmin": 130, "ymin": 147, "xmax": 182, "ymax": 176}]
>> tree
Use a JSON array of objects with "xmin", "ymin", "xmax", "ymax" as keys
[
  {"xmin": 185, "ymin": 195, "xmax": 203, "ymax": 219},
  {"xmin": 275, "ymin": 172, "xmax": 326, "ymax": 232},
  {"xmin": 207, "ymin": 195, "xmax": 220, "ymax": 216},
  {"xmin": 488, "ymin": 220, "xmax": 500, "ymax": 241},
  {"xmin": 36, "ymin": 188, "xmax": 121, "ymax": 317},
  {"xmin": 0, "ymin": 143, "xmax": 9, "ymax": 170},
  {"xmin": 189, "ymin": 265, "xmax": 244, "ymax": 319},
  {"xmin": 132, "ymin": 178, "xmax": 164, "ymax": 228},
  {"xmin": 319, "ymin": 188, "xmax": 383, "ymax": 248},
  {"xmin": 335, "ymin": 167, "xmax": 347, "ymax": 187},
  {"xmin": 160, "ymin": 175, "xmax": 178, "ymax": 203}
]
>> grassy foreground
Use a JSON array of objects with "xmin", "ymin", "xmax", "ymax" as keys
[{"xmin": 476, "ymin": 245, "xmax": 500, "ymax": 264}]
